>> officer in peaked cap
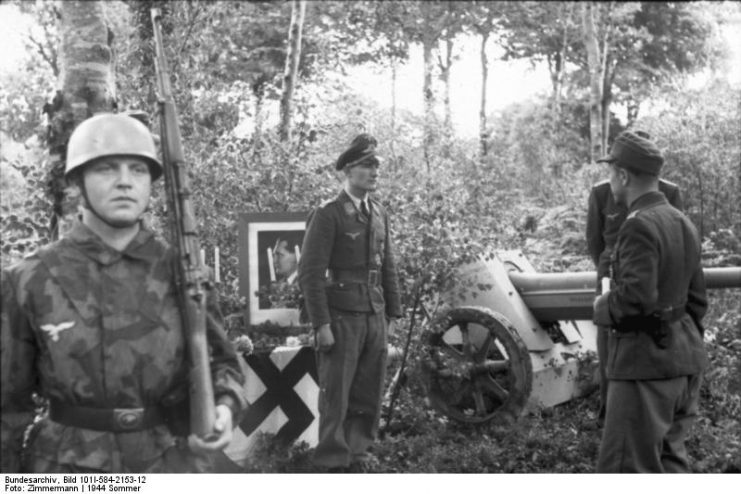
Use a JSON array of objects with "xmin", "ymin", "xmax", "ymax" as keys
[
  {"xmin": 591, "ymin": 130, "xmax": 708, "ymax": 472},
  {"xmin": 299, "ymin": 133, "xmax": 402, "ymax": 472},
  {"xmin": 585, "ymin": 131, "xmax": 683, "ymax": 429},
  {"xmin": 334, "ymin": 133, "xmax": 381, "ymax": 171},
  {"xmin": 1, "ymin": 113, "xmax": 248, "ymax": 473}
]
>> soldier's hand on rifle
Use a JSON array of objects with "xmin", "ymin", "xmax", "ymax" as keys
[
  {"xmin": 187, "ymin": 404, "xmax": 234, "ymax": 453},
  {"xmin": 316, "ymin": 323, "xmax": 334, "ymax": 352}
]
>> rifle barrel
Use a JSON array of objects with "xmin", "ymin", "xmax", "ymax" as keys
[{"xmin": 151, "ymin": 7, "xmax": 216, "ymax": 439}]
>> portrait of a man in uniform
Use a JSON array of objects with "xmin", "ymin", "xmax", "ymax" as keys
[
  {"xmin": 238, "ymin": 213, "xmax": 307, "ymax": 326},
  {"xmin": 272, "ymin": 237, "xmax": 300, "ymax": 285}
]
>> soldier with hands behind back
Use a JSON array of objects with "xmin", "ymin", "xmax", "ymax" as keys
[
  {"xmin": 299, "ymin": 134, "xmax": 402, "ymax": 472},
  {"xmin": 0, "ymin": 113, "xmax": 248, "ymax": 473},
  {"xmin": 592, "ymin": 131, "xmax": 708, "ymax": 472}
]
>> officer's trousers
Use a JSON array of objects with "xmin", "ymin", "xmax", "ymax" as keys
[
  {"xmin": 313, "ymin": 310, "xmax": 387, "ymax": 468},
  {"xmin": 596, "ymin": 325, "xmax": 609, "ymax": 426},
  {"xmin": 597, "ymin": 374, "xmax": 702, "ymax": 473}
]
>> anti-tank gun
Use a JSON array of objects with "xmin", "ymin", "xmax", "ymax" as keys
[{"xmin": 422, "ymin": 251, "xmax": 741, "ymax": 424}]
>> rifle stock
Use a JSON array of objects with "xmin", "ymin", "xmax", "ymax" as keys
[{"xmin": 151, "ymin": 8, "xmax": 216, "ymax": 438}]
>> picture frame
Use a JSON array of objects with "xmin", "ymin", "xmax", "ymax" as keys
[{"xmin": 238, "ymin": 211, "xmax": 309, "ymax": 327}]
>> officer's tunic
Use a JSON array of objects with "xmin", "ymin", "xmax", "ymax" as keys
[
  {"xmin": 1, "ymin": 222, "xmax": 248, "ymax": 473},
  {"xmin": 586, "ymin": 179, "xmax": 682, "ymax": 425},
  {"xmin": 593, "ymin": 191, "xmax": 708, "ymax": 472},
  {"xmin": 299, "ymin": 190, "xmax": 401, "ymax": 468}
]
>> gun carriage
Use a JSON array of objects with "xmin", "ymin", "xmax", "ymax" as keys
[{"xmin": 422, "ymin": 251, "xmax": 741, "ymax": 424}]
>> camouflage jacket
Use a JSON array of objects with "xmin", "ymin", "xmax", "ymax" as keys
[
  {"xmin": 1, "ymin": 222, "xmax": 247, "ymax": 472},
  {"xmin": 299, "ymin": 190, "xmax": 402, "ymax": 328}
]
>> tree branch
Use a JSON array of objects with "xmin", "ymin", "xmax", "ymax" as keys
[
  {"xmin": 178, "ymin": 3, "xmax": 205, "ymax": 59},
  {"xmin": 27, "ymin": 34, "xmax": 58, "ymax": 77}
]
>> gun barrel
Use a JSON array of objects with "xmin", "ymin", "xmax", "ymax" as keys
[
  {"xmin": 508, "ymin": 267, "xmax": 741, "ymax": 322},
  {"xmin": 704, "ymin": 267, "xmax": 741, "ymax": 289}
]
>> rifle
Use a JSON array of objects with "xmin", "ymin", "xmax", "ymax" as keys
[{"xmin": 151, "ymin": 8, "xmax": 216, "ymax": 439}]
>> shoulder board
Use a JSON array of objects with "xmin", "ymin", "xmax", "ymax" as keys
[
  {"xmin": 626, "ymin": 209, "xmax": 641, "ymax": 220},
  {"xmin": 591, "ymin": 181, "xmax": 611, "ymax": 198},
  {"xmin": 318, "ymin": 197, "xmax": 335, "ymax": 209},
  {"xmin": 593, "ymin": 179, "xmax": 610, "ymax": 188}
]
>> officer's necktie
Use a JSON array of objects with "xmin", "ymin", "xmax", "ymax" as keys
[{"xmin": 361, "ymin": 200, "xmax": 370, "ymax": 219}]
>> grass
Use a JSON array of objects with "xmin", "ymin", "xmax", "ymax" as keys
[{"xmin": 239, "ymin": 290, "xmax": 741, "ymax": 473}]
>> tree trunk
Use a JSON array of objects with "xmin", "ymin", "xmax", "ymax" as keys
[
  {"xmin": 252, "ymin": 79, "xmax": 266, "ymax": 163},
  {"xmin": 581, "ymin": 2, "xmax": 603, "ymax": 161},
  {"xmin": 389, "ymin": 60, "xmax": 398, "ymax": 170},
  {"xmin": 278, "ymin": 0, "xmax": 305, "ymax": 143},
  {"xmin": 601, "ymin": 59, "xmax": 614, "ymax": 148},
  {"xmin": 436, "ymin": 36, "xmax": 454, "ymax": 158},
  {"xmin": 599, "ymin": 11, "xmax": 614, "ymax": 153},
  {"xmin": 738, "ymin": 94, "xmax": 741, "ymax": 236},
  {"xmin": 551, "ymin": 2, "xmax": 572, "ymax": 118},
  {"xmin": 440, "ymin": 37, "xmax": 453, "ymax": 133},
  {"xmin": 422, "ymin": 34, "xmax": 435, "ymax": 173},
  {"xmin": 47, "ymin": 0, "xmax": 116, "ymax": 239},
  {"xmin": 547, "ymin": 53, "xmax": 561, "ymax": 116},
  {"xmin": 478, "ymin": 31, "xmax": 489, "ymax": 163},
  {"xmin": 626, "ymin": 96, "xmax": 640, "ymax": 127}
]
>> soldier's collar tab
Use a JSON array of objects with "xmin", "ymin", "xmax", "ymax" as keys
[{"xmin": 627, "ymin": 191, "xmax": 667, "ymax": 217}]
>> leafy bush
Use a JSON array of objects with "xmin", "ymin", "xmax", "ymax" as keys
[{"xmin": 635, "ymin": 79, "xmax": 741, "ymax": 239}]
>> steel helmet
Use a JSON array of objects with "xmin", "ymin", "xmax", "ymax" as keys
[{"xmin": 65, "ymin": 113, "xmax": 163, "ymax": 180}]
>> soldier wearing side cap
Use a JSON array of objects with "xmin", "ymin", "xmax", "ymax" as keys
[
  {"xmin": 585, "ymin": 130, "xmax": 683, "ymax": 428},
  {"xmin": 591, "ymin": 131, "xmax": 708, "ymax": 472},
  {"xmin": 299, "ymin": 134, "xmax": 402, "ymax": 472},
  {"xmin": 0, "ymin": 113, "xmax": 248, "ymax": 473}
]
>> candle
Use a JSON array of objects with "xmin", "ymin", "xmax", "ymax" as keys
[
  {"xmin": 200, "ymin": 248, "xmax": 206, "ymax": 266},
  {"xmin": 214, "ymin": 247, "xmax": 220, "ymax": 283},
  {"xmin": 267, "ymin": 247, "xmax": 276, "ymax": 282}
]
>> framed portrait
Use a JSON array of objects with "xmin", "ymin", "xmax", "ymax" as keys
[{"xmin": 238, "ymin": 212, "xmax": 309, "ymax": 327}]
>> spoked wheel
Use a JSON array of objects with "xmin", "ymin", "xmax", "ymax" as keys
[{"xmin": 423, "ymin": 306, "xmax": 532, "ymax": 424}]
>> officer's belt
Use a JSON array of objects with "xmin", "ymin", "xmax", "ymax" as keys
[
  {"xmin": 49, "ymin": 398, "xmax": 167, "ymax": 433},
  {"xmin": 329, "ymin": 268, "xmax": 381, "ymax": 286},
  {"xmin": 616, "ymin": 306, "xmax": 686, "ymax": 333},
  {"xmin": 654, "ymin": 305, "xmax": 686, "ymax": 322}
]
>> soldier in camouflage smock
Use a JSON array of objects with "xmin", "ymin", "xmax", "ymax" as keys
[{"xmin": 1, "ymin": 113, "xmax": 248, "ymax": 473}]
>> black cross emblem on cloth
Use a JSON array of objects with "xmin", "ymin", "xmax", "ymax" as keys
[{"xmin": 238, "ymin": 346, "xmax": 318, "ymax": 443}]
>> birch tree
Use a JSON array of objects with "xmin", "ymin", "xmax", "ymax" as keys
[
  {"xmin": 278, "ymin": 0, "xmax": 306, "ymax": 143},
  {"xmin": 465, "ymin": 2, "xmax": 500, "ymax": 163},
  {"xmin": 581, "ymin": 1, "xmax": 604, "ymax": 161},
  {"xmin": 47, "ymin": 0, "xmax": 117, "ymax": 237}
]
